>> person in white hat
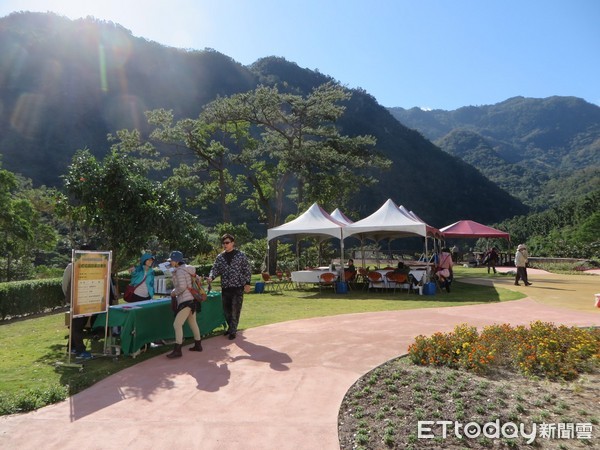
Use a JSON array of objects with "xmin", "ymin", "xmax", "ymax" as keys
[{"xmin": 514, "ymin": 244, "xmax": 532, "ymax": 286}]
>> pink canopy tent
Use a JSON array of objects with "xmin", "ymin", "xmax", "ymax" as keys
[{"xmin": 440, "ymin": 220, "xmax": 510, "ymax": 241}]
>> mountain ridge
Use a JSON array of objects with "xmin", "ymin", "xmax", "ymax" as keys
[
  {"xmin": 389, "ymin": 96, "xmax": 600, "ymax": 208},
  {"xmin": 0, "ymin": 11, "xmax": 569, "ymax": 227}
]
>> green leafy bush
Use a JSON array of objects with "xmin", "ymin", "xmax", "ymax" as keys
[
  {"xmin": 0, "ymin": 385, "xmax": 68, "ymax": 415},
  {"xmin": 0, "ymin": 278, "xmax": 64, "ymax": 320}
]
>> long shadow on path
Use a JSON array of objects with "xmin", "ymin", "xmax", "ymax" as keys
[{"xmin": 1, "ymin": 297, "xmax": 599, "ymax": 450}]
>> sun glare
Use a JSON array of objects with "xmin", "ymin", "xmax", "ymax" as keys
[
  {"xmin": 10, "ymin": 0, "xmax": 147, "ymax": 35},
  {"xmin": 10, "ymin": 0, "xmax": 212, "ymax": 52}
]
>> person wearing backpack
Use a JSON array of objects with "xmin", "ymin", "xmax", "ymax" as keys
[{"xmin": 165, "ymin": 251, "xmax": 203, "ymax": 358}]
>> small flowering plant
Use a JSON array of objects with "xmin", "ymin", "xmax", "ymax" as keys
[{"xmin": 408, "ymin": 321, "xmax": 600, "ymax": 381}]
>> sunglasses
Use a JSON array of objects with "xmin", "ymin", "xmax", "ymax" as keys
[{"xmin": 222, "ymin": 241, "xmax": 232, "ymax": 245}]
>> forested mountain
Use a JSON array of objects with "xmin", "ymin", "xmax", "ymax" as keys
[
  {"xmin": 389, "ymin": 97, "xmax": 600, "ymax": 209},
  {"xmin": 0, "ymin": 11, "xmax": 528, "ymax": 229}
]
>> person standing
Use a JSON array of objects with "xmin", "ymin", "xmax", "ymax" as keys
[
  {"xmin": 208, "ymin": 234, "xmax": 252, "ymax": 340},
  {"xmin": 514, "ymin": 244, "xmax": 532, "ymax": 286},
  {"xmin": 484, "ymin": 247, "xmax": 499, "ymax": 274},
  {"xmin": 166, "ymin": 251, "xmax": 203, "ymax": 358},
  {"xmin": 62, "ymin": 243, "xmax": 118, "ymax": 359},
  {"xmin": 450, "ymin": 245, "xmax": 459, "ymax": 263},
  {"xmin": 63, "ymin": 246, "xmax": 93, "ymax": 360},
  {"xmin": 126, "ymin": 253, "xmax": 156, "ymax": 302}
]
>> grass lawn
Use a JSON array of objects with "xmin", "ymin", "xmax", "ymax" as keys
[{"xmin": 0, "ymin": 267, "xmax": 523, "ymax": 414}]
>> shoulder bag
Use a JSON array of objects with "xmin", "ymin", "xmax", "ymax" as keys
[{"xmin": 124, "ymin": 274, "xmax": 147, "ymax": 302}]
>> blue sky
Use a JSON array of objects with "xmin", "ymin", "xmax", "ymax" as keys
[{"xmin": 2, "ymin": 0, "xmax": 598, "ymax": 110}]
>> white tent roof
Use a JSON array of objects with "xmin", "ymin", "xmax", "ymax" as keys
[
  {"xmin": 330, "ymin": 208, "xmax": 354, "ymax": 225},
  {"xmin": 267, "ymin": 203, "xmax": 345, "ymax": 241},
  {"xmin": 399, "ymin": 205, "xmax": 442, "ymax": 238},
  {"xmin": 342, "ymin": 199, "xmax": 427, "ymax": 241}
]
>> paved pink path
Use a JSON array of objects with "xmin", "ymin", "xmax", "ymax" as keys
[{"xmin": 1, "ymin": 299, "xmax": 599, "ymax": 449}]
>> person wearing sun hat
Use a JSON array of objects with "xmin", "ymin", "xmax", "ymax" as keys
[
  {"xmin": 514, "ymin": 244, "xmax": 532, "ymax": 286},
  {"xmin": 127, "ymin": 252, "xmax": 156, "ymax": 301},
  {"xmin": 165, "ymin": 251, "xmax": 203, "ymax": 358}
]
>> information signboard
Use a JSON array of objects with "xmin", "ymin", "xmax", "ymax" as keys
[{"xmin": 71, "ymin": 250, "xmax": 112, "ymax": 316}]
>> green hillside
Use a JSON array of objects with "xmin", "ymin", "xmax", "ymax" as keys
[
  {"xmin": 389, "ymin": 97, "xmax": 600, "ymax": 209},
  {"xmin": 0, "ymin": 11, "xmax": 526, "ymax": 228}
]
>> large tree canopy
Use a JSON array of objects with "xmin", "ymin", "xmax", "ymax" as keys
[
  {"xmin": 0, "ymin": 163, "xmax": 57, "ymax": 281},
  {"xmin": 203, "ymin": 82, "xmax": 390, "ymax": 227},
  {"xmin": 59, "ymin": 149, "xmax": 209, "ymax": 271},
  {"xmin": 113, "ymin": 82, "xmax": 390, "ymax": 229}
]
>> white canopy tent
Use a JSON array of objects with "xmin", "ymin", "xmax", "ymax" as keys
[
  {"xmin": 399, "ymin": 205, "xmax": 442, "ymax": 239},
  {"xmin": 343, "ymin": 199, "xmax": 427, "ymax": 241},
  {"xmin": 342, "ymin": 199, "xmax": 428, "ymax": 268},
  {"xmin": 330, "ymin": 208, "xmax": 354, "ymax": 225},
  {"xmin": 267, "ymin": 203, "xmax": 346, "ymax": 270}
]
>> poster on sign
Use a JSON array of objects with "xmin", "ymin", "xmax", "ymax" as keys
[{"xmin": 71, "ymin": 250, "xmax": 112, "ymax": 316}]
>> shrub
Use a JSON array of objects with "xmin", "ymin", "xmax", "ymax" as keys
[
  {"xmin": 408, "ymin": 322, "xmax": 600, "ymax": 381},
  {"xmin": 0, "ymin": 385, "xmax": 68, "ymax": 415},
  {"xmin": 0, "ymin": 278, "xmax": 64, "ymax": 320}
]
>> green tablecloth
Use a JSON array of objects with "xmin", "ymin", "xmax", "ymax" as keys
[{"xmin": 95, "ymin": 291, "xmax": 226, "ymax": 356}]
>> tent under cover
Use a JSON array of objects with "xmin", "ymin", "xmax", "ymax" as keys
[
  {"xmin": 399, "ymin": 205, "xmax": 442, "ymax": 239},
  {"xmin": 439, "ymin": 220, "xmax": 510, "ymax": 240},
  {"xmin": 342, "ymin": 199, "xmax": 427, "ymax": 241},
  {"xmin": 330, "ymin": 208, "xmax": 354, "ymax": 225},
  {"xmin": 267, "ymin": 203, "xmax": 345, "ymax": 242},
  {"xmin": 342, "ymin": 199, "xmax": 428, "ymax": 269},
  {"xmin": 267, "ymin": 203, "xmax": 346, "ymax": 270}
]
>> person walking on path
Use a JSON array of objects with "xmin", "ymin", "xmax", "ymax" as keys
[
  {"xmin": 514, "ymin": 244, "xmax": 532, "ymax": 286},
  {"xmin": 208, "ymin": 234, "xmax": 252, "ymax": 340},
  {"xmin": 166, "ymin": 251, "xmax": 203, "ymax": 358}
]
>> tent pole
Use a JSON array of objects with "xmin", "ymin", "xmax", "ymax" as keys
[
  {"xmin": 266, "ymin": 241, "xmax": 270, "ymax": 273},
  {"xmin": 425, "ymin": 237, "xmax": 429, "ymax": 282},
  {"xmin": 361, "ymin": 237, "xmax": 366, "ymax": 268},
  {"xmin": 340, "ymin": 232, "xmax": 345, "ymax": 279}
]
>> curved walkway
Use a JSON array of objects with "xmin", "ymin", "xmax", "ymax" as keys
[{"xmin": 1, "ymin": 275, "xmax": 599, "ymax": 450}]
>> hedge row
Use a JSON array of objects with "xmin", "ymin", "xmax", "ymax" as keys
[
  {"xmin": 0, "ymin": 279, "xmax": 65, "ymax": 320},
  {"xmin": 1, "ymin": 265, "xmax": 215, "ymax": 321}
]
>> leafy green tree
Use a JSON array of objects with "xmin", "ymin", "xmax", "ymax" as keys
[
  {"xmin": 203, "ymin": 82, "xmax": 390, "ymax": 227},
  {"xmin": 576, "ymin": 211, "xmax": 600, "ymax": 244},
  {"xmin": 0, "ymin": 164, "xmax": 45, "ymax": 281},
  {"xmin": 203, "ymin": 82, "xmax": 390, "ymax": 272},
  {"xmin": 59, "ymin": 149, "xmax": 210, "ymax": 272},
  {"xmin": 499, "ymin": 189, "xmax": 600, "ymax": 258},
  {"xmin": 110, "ymin": 109, "xmax": 253, "ymax": 223},
  {"xmin": 212, "ymin": 223, "xmax": 253, "ymax": 246},
  {"xmin": 14, "ymin": 180, "xmax": 63, "ymax": 269}
]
